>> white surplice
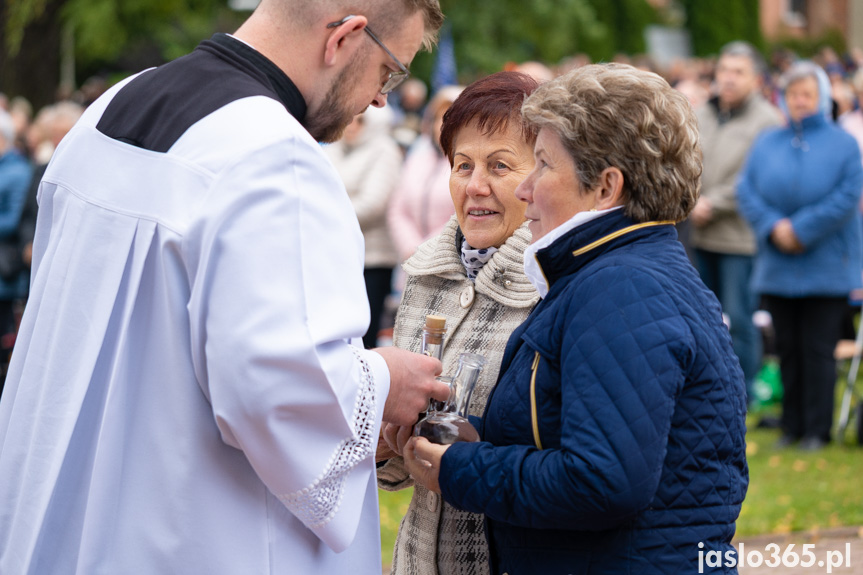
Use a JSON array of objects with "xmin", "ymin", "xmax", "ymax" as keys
[{"xmin": 0, "ymin": 77, "xmax": 391, "ymax": 574}]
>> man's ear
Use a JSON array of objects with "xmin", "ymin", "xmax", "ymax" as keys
[
  {"xmin": 323, "ymin": 15, "xmax": 368, "ymax": 67},
  {"xmin": 594, "ymin": 166, "xmax": 625, "ymax": 210}
]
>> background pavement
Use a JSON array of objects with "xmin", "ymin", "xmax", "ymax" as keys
[
  {"xmin": 382, "ymin": 526, "xmax": 863, "ymax": 574},
  {"xmin": 736, "ymin": 526, "xmax": 863, "ymax": 574}
]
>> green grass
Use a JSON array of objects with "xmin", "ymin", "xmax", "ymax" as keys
[
  {"xmin": 737, "ymin": 357, "xmax": 863, "ymax": 536},
  {"xmin": 738, "ymin": 410, "xmax": 863, "ymax": 536},
  {"xmin": 379, "ymin": 488, "xmax": 413, "ymax": 567}
]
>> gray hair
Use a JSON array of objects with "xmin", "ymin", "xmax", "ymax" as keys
[
  {"xmin": 779, "ymin": 60, "xmax": 832, "ymax": 118},
  {"xmin": 50, "ymin": 101, "xmax": 84, "ymax": 128},
  {"xmin": 719, "ymin": 41, "xmax": 767, "ymax": 76},
  {"xmin": 521, "ymin": 63, "xmax": 702, "ymax": 223},
  {"xmin": 0, "ymin": 109, "xmax": 15, "ymax": 148},
  {"xmin": 779, "ymin": 60, "xmax": 824, "ymax": 91}
]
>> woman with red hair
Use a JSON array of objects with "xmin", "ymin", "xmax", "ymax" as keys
[{"xmin": 377, "ymin": 71, "xmax": 540, "ymax": 575}]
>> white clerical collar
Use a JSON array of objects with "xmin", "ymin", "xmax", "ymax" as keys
[
  {"xmin": 227, "ymin": 33, "xmax": 257, "ymax": 51},
  {"xmin": 523, "ymin": 206, "xmax": 624, "ymax": 298}
]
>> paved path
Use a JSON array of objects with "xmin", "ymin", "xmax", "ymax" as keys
[
  {"xmin": 383, "ymin": 527, "xmax": 863, "ymax": 574},
  {"xmin": 736, "ymin": 527, "xmax": 863, "ymax": 575}
]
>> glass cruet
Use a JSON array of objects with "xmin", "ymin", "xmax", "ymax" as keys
[{"xmin": 414, "ymin": 352, "xmax": 486, "ymax": 444}]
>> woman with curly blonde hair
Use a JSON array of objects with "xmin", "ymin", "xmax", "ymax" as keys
[{"xmin": 404, "ymin": 64, "xmax": 748, "ymax": 574}]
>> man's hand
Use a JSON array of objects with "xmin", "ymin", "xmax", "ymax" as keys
[
  {"xmin": 690, "ymin": 197, "xmax": 713, "ymax": 227},
  {"xmin": 374, "ymin": 346, "xmax": 448, "ymax": 426},
  {"xmin": 770, "ymin": 218, "xmax": 804, "ymax": 254}
]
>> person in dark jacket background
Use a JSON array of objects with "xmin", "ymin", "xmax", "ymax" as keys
[
  {"xmin": 404, "ymin": 63, "xmax": 749, "ymax": 574},
  {"xmin": 738, "ymin": 61, "xmax": 863, "ymax": 451},
  {"xmin": 690, "ymin": 41, "xmax": 782, "ymax": 400}
]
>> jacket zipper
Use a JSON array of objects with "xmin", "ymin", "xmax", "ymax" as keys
[{"xmin": 530, "ymin": 351, "xmax": 543, "ymax": 450}]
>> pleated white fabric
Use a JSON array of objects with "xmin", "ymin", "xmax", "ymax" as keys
[{"xmin": 0, "ymin": 81, "xmax": 390, "ymax": 574}]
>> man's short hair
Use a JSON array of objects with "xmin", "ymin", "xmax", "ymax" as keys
[
  {"xmin": 719, "ymin": 41, "xmax": 767, "ymax": 76},
  {"xmin": 272, "ymin": 0, "xmax": 443, "ymax": 51}
]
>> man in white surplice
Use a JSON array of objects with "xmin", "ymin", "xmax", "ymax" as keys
[{"xmin": 0, "ymin": 1, "xmax": 450, "ymax": 573}]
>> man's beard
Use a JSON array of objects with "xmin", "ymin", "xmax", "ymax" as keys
[{"xmin": 304, "ymin": 55, "xmax": 367, "ymax": 143}]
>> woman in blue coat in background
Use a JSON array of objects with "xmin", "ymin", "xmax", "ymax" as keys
[
  {"xmin": 738, "ymin": 61, "xmax": 863, "ymax": 451},
  {"xmin": 404, "ymin": 64, "xmax": 748, "ymax": 574}
]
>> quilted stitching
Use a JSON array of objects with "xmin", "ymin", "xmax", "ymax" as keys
[{"xmin": 439, "ymin": 212, "xmax": 748, "ymax": 574}]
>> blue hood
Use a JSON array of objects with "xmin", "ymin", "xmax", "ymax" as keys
[{"xmin": 778, "ymin": 60, "xmax": 833, "ymax": 123}]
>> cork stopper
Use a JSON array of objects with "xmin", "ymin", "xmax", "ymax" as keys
[
  {"xmin": 425, "ymin": 315, "xmax": 446, "ymax": 330},
  {"xmin": 423, "ymin": 314, "xmax": 446, "ymax": 346}
]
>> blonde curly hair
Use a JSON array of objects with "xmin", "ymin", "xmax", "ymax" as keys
[{"xmin": 521, "ymin": 63, "xmax": 702, "ymax": 223}]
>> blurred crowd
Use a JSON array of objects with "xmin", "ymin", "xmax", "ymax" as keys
[
  {"xmin": 325, "ymin": 46, "xmax": 862, "ymax": 321},
  {"xmin": 0, "ymin": 88, "xmax": 98, "ymax": 392},
  {"xmin": 325, "ymin": 43, "xmax": 863, "ymax": 450},
  {"xmin": 4, "ymin": 43, "xmax": 863, "ymax": 448}
]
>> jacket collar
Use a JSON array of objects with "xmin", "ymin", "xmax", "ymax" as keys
[
  {"xmin": 533, "ymin": 210, "xmax": 676, "ymax": 293},
  {"xmin": 709, "ymin": 93, "xmax": 757, "ymax": 124},
  {"xmin": 789, "ymin": 111, "xmax": 828, "ymax": 133},
  {"xmin": 404, "ymin": 216, "xmax": 538, "ymax": 308},
  {"xmin": 207, "ymin": 33, "xmax": 307, "ymax": 122}
]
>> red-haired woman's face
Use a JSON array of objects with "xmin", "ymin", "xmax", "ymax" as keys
[{"xmin": 449, "ymin": 120, "xmax": 534, "ymax": 249}]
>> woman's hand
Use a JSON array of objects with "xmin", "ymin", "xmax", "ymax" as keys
[
  {"xmin": 770, "ymin": 218, "xmax": 804, "ymax": 254},
  {"xmin": 403, "ymin": 437, "xmax": 450, "ymax": 494},
  {"xmin": 382, "ymin": 422, "xmax": 415, "ymax": 457},
  {"xmin": 690, "ymin": 197, "xmax": 713, "ymax": 227}
]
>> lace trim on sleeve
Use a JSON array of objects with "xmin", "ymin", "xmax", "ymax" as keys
[{"xmin": 277, "ymin": 347, "xmax": 377, "ymax": 529}]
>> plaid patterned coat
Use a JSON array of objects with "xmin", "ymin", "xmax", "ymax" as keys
[{"xmin": 378, "ymin": 216, "xmax": 537, "ymax": 575}]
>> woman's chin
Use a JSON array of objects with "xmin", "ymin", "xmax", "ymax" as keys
[
  {"xmin": 463, "ymin": 229, "xmax": 506, "ymax": 250},
  {"xmin": 464, "ymin": 239, "xmax": 495, "ymax": 250},
  {"xmin": 527, "ymin": 220, "xmax": 545, "ymax": 243}
]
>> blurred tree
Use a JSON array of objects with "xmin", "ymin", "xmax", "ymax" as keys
[
  {"xmin": 770, "ymin": 27, "xmax": 847, "ymax": 60},
  {"xmin": 64, "ymin": 0, "xmax": 244, "ymax": 82},
  {"xmin": 62, "ymin": 0, "xmax": 242, "ymax": 71},
  {"xmin": 679, "ymin": 0, "xmax": 763, "ymax": 57},
  {"xmin": 0, "ymin": 0, "xmax": 63, "ymax": 110},
  {"xmin": 431, "ymin": 0, "xmax": 605, "ymax": 81},
  {"xmin": 411, "ymin": 0, "xmax": 657, "ymax": 86},
  {"xmin": 585, "ymin": 0, "xmax": 658, "ymax": 61},
  {"xmin": 2, "ymin": 0, "xmax": 243, "ymax": 109},
  {"xmin": 4, "ymin": 0, "xmax": 663, "ymax": 107}
]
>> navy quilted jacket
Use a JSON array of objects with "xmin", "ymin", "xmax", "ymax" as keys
[{"xmin": 439, "ymin": 211, "xmax": 748, "ymax": 574}]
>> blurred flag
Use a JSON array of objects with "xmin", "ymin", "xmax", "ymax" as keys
[
  {"xmin": 228, "ymin": 0, "xmax": 259, "ymax": 10},
  {"xmin": 431, "ymin": 23, "xmax": 457, "ymax": 92}
]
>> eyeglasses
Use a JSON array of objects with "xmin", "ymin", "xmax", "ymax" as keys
[{"xmin": 327, "ymin": 15, "xmax": 410, "ymax": 94}]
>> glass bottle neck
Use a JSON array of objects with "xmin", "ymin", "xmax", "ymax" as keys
[
  {"xmin": 421, "ymin": 329, "xmax": 445, "ymax": 361},
  {"xmin": 447, "ymin": 353, "xmax": 485, "ymax": 417}
]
